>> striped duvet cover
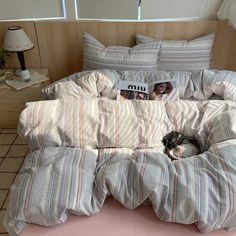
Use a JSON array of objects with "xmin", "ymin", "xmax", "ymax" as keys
[
  {"xmin": 4, "ymin": 70, "xmax": 236, "ymax": 235},
  {"xmin": 41, "ymin": 69, "xmax": 236, "ymax": 102}
]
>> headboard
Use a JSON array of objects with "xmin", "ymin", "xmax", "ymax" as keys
[{"xmin": 0, "ymin": 20, "xmax": 236, "ymax": 82}]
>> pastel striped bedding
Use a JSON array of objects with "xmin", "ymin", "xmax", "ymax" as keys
[
  {"xmin": 83, "ymin": 33, "xmax": 161, "ymax": 71},
  {"xmin": 41, "ymin": 70, "xmax": 120, "ymax": 100},
  {"xmin": 203, "ymin": 70, "xmax": 236, "ymax": 101},
  {"xmin": 4, "ymin": 96, "xmax": 236, "ymax": 235},
  {"xmin": 42, "ymin": 69, "xmax": 236, "ymax": 102},
  {"xmin": 136, "ymin": 34, "xmax": 215, "ymax": 71},
  {"xmin": 18, "ymin": 98, "xmax": 173, "ymax": 151}
]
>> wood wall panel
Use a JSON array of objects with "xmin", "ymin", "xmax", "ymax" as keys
[
  {"xmin": 35, "ymin": 21, "xmax": 140, "ymax": 81},
  {"xmin": 1, "ymin": 20, "xmax": 236, "ymax": 82},
  {"xmin": 229, "ymin": 28, "xmax": 236, "ymax": 70},
  {"xmin": 0, "ymin": 21, "xmax": 42, "ymax": 69},
  {"xmin": 35, "ymin": 20, "xmax": 236, "ymax": 82},
  {"xmin": 213, "ymin": 21, "xmax": 236, "ymax": 69}
]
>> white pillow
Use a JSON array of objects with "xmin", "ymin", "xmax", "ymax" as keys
[
  {"xmin": 136, "ymin": 34, "xmax": 215, "ymax": 71},
  {"xmin": 83, "ymin": 32, "xmax": 161, "ymax": 71}
]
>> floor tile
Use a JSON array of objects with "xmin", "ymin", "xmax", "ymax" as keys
[
  {"xmin": 14, "ymin": 136, "xmax": 27, "ymax": 145},
  {"xmin": 0, "ymin": 158, "xmax": 24, "ymax": 172},
  {"xmin": 6, "ymin": 145, "xmax": 28, "ymax": 157},
  {"xmin": 0, "ymin": 146, "xmax": 11, "ymax": 157},
  {"xmin": 2, "ymin": 129, "xmax": 17, "ymax": 134},
  {"xmin": 0, "ymin": 134, "xmax": 17, "ymax": 145},
  {"xmin": 0, "ymin": 173, "xmax": 15, "ymax": 189},
  {"xmin": 0, "ymin": 190, "xmax": 8, "ymax": 208},
  {"xmin": 0, "ymin": 210, "xmax": 7, "ymax": 233}
]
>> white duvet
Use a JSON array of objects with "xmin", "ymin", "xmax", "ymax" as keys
[
  {"xmin": 41, "ymin": 69, "xmax": 236, "ymax": 102},
  {"xmin": 4, "ymin": 69, "xmax": 236, "ymax": 236}
]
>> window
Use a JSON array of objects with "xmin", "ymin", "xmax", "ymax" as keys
[
  {"xmin": 140, "ymin": 0, "xmax": 201, "ymax": 20},
  {"xmin": 75, "ymin": 0, "xmax": 139, "ymax": 20},
  {"xmin": 0, "ymin": 0, "xmax": 223, "ymax": 21},
  {"xmin": 140, "ymin": 0, "xmax": 223, "ymax": 20},
  {"xmin": 0, "ymin": 0, "xmax": 65, "ymax": 21}
]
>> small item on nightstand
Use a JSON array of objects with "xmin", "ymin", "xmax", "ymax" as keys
[
  {"xmin": 14, "ymin": 69, "xmax": 31, "ymax": 82},
  {"xmin": 5, "ymin": 72, "xmax": 49, "ymax": 90},
  {"xmin": 0, "ymin": 77, "xmax": 5, "ymax": 84},
  {"xmin": 0, "ymin": 71, "xmax": 14, "ymax": 84},
  {"xmin": 5, "ymin": 71, "xmax": 14, "ymax": 80}
]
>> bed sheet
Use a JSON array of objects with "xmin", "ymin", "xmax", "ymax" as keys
[{"xmin": 20, "ymin": 198, "xmax": 236, "ymax": 236}]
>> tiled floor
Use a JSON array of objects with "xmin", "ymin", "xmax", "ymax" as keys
[{"xmin": 0, "ymin": 129, "xmax": 28, "ymax": 235}]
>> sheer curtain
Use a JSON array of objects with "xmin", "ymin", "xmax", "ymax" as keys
[
  {"xmin": 217, "ymin": 0, "xmax": 236, "ymax": 29},
  {"xmin": 76, "ymin": 0, "xmax": 139, "ymax": 19},
  {"xmin": 0, "ymin": 0, "xmax": 64, "ymax": 20},
  {"xmin": 140, "ymin": 0, "xmax": 201, "ymax": 19}
]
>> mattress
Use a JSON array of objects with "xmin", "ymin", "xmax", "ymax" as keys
[{"xmin": 20, "ymin": 198, "xmax": 236, "ymax": 236}]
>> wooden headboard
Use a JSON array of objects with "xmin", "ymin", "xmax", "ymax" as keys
[{"xmin": 0, "ymin": 20, "xmax": 236, "ymax": 82}]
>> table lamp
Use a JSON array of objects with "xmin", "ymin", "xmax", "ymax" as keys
[{"xmin": 3, "ymin": 26, "xmax": 34, "ymax": 82}]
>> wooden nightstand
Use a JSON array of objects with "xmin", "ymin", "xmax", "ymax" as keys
[{"xmin": 0, "ymin": 68, "xmax": 50, "ymax": 128}]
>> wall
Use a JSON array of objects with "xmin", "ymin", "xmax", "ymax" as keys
[{"xmin": 0, "ymin": 20, "xmax": 236, "ymax": 82}]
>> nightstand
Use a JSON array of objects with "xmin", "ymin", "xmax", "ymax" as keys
[{"xmin": 0, "ymin": 68, "xmax": 50, "ymax": 128}]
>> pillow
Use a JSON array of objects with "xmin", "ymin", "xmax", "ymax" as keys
[
  {"xmin": 136, "ymin": 34, "xmax": 215, "ymax": 71},
  {"xmin": 83, "ymin": 32, "xmax": 161, "ymax": 71}
]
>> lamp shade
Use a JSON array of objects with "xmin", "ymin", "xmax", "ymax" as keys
[{"xmin": 3, "ymin": 26, "xmax": 34, "ymax": 52}]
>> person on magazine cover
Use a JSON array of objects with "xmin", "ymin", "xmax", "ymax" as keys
[{"xmin": 149, "ymin": 82, "xmax": 173, "ymax": 100}]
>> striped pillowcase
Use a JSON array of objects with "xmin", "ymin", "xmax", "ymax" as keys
[
  {"xmin": 83, "ymin": 32, "xmax": 161, "ymax": 71},
  {"xmin": 136, "ymin": 34, "xmax": 215, "ymax": 71}
]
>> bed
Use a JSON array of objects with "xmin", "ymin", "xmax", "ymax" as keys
[{"xmin": 3, "ymin": 31, "xmax": 236, "ymax": 236}]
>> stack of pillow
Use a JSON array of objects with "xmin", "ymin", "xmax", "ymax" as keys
[{"xmin": 83, "ymin": 32, "xmax": 215, "ymax": 72}]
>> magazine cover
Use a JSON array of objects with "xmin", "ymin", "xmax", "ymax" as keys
[
  {"xmin": 118, "ymin": 80, "xmax": 149, "ymax": 100},
  {"xmin": 118, "ymin": 79, "xmax": 179, "ymax": 101}
]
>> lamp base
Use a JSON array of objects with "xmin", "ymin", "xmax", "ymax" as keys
[{"xmin": 14, "ymin": 69, "xmax": 31, "ymax": 82}]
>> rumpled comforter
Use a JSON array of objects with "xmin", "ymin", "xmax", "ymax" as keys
[
  {"xmin": 41, "ymin": 69, "xmax": 236, "ymax": 101},
  {"xmin": 4, "ymin": 70, "xmax": 236, "ymax": 236}
]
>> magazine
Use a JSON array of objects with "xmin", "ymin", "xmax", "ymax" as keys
[{"xmin": 118, "ymin": 79, "xmax": 179, "ymax": 101}]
